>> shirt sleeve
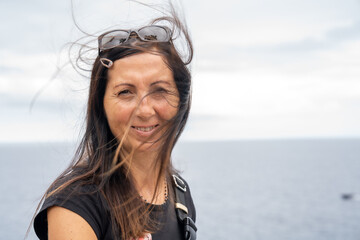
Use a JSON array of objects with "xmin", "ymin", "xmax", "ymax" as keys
[{"xmin": 34, "ymin": 184, "xmax": 108, "ymax": 240}]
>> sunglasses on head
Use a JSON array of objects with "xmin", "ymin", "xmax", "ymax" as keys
[{"xmin": 98, "ymin": 25, "xmax": 172, "ymax": 54}]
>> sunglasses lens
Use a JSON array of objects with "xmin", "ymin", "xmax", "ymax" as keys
[
  {"xmin": 100, "ymin": 30, "xmax": 129, "ymax": 50},
  {"xmin": 98, "ymin": 26, "xmax": 171, "ymax": 52},
  {"xmin": 138, "ymin": 26, "xmax": 169, "ymax": 42}
]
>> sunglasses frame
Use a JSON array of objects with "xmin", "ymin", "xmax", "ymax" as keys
[{"xmin": 98, "ymin": 25, "xmax": 172, "ymax": 54}]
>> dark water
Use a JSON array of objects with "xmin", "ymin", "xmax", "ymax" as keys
[{"xmin": 1, "ymin": 139, "xmax": 359, "ymax": 239}]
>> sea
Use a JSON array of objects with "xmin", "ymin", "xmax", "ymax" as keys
[{"xmin": 0, "ymin": 139, "xmax": 359, "ymax": 240}]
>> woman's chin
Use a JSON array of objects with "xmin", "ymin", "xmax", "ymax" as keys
[
  {"xmin": 137, "ymin": 142, "xmax": 161, "ymax": 153},
  {"xmin": 114, "ymin": 132, "xmax": 163, "ymax": 154},
  {"xmin": 125, "ymin": 139, "xmax": 161, "ymax": 154}
]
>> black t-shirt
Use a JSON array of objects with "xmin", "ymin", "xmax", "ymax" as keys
[{"xmin": 34, "ymin": 177, "xmax": 196, "ymax": 240}]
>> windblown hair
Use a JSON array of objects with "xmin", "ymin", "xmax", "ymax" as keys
[{"xmin": 34, "ymin": 5, "xmax": 193, "ymax": 240}]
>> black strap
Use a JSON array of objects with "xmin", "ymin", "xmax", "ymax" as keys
[{"xmin": 172, "ymin": 175, "xmax": 197, "ymax": 240}]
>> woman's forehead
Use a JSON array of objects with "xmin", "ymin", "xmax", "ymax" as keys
[
  {"xmin": 107, "ymin": 52, "xmax": 174, "ymax": 85},
  {"xmin": 112, "ymin": 51, "xmax": 167, "ymax": 67}
]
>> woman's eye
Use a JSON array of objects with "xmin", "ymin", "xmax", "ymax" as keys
[
  {"xmin": 117, "ymin": 89, "xmax": 131, "ymax": 96},
  {"xmin": 151, "ymin": 88, "xmax": 168, "ymax": 98},
  {"xmin": 155, "ymin": 88, "xmax": 169, "ymax": 94}
]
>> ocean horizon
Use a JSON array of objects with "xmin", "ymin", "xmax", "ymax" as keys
[{"xmin": 1, "ymin": 138, "xmax": 359, "ymax": 239}]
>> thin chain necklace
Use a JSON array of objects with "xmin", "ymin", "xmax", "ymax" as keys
[{"xmin": 140, "ymin": 178, "xmax": 168, "ymax": 205}]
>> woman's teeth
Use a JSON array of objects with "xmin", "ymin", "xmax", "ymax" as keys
[{"xmin": 136, "ymin": 126, "xmax": 155, "ymax": 132}]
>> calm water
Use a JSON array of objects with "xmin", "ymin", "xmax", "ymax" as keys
[{"xmin": 0, "ymin": 139, "xmax": 359, "ymax": 240}]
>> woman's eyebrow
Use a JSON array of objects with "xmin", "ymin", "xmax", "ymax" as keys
[
  {"xmin": 113, "ymin": 83, "xmax": 135, "ymax": 88},
  {"xmin": 150, "ymin": 80, "xmax": 172, "ymax": 86}
]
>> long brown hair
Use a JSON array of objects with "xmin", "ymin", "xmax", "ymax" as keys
[{"xmin": 35, "ymin": 8, "xmax": 193, "ymax": 240}]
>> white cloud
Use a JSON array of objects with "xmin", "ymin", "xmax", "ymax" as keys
[
  {"xmin": 188, "ymin": 39, "xmax": 360, "ymax": 140},
  {"xmin": 191, "ymin": 69, "xmax": 360, "ymax": 117},
  {"xmin": 182, "ymin": 111, "xmax": 360, "ymax": 140},
  {"xmin": 0, "ymin": 104, "xmax": 84, "ymax": 142}
]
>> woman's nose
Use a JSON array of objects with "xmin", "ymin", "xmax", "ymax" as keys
[{"xmin": 136, "ymin": 96, "xmax": 155, "ymax": 119}]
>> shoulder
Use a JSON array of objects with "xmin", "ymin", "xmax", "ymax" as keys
[
  {"xmin": 47, "ymin": 206, "xmax": 97, "ymax": 240},
  {"xmin": 34, "ymin": 182, "xmax": 109, "ymax": 240}
]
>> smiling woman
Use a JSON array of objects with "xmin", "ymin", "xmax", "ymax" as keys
[{"xmin": 31, "ymin": 3, "xmax": 196, "ymax": 240}]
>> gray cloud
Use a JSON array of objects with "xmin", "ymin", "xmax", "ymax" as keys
[
  {"xmin": 193, "ymin": 19, "xmax": 360, "ymax": 72},
  {"xmin": 0, "ymin": 65, "xmax": 24, "ymax": 74},
  {"xmin": 0, "ymin": 92, "xmax": 82, "ymax": 114},
  {"xmin": 0, "ymin": 0, "xmax": 71, "ymax": 54},
  {"xmin": 270, "ymin": 20, "xmax": 360, "ymax": 52}
]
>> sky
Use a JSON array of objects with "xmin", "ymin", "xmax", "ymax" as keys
[{"xmin": 1, "ymin": 0, "xmax": 360, "ymax": 142}]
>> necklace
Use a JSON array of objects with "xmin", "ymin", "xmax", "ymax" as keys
[{"xmin": 140, "ymin": 178, "xmax": 168, "ymax": 205}]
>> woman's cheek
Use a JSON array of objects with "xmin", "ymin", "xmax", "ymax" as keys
[
  {"xmin": 115, "ymin": 107, "xmax": 133, "ymax": 126},
  {"xmin": 107, "ymin": 107, "xmax": 130, "ymax": 136},
  {"xmin": 157, "ymin": 104, "xmax": 178, "ymax": 120}
]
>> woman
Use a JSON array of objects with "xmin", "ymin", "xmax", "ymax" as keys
[{"xmin": 33, "ymin": 14, "xmax": 196, "ymax": 240}]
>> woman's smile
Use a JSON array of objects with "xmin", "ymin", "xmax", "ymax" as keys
[{"xmin": 131, "ymin": 124, "xmax": 159, "ymax": 137}]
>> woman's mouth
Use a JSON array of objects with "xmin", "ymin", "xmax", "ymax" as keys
[
  {"xmin": 133, "ymin": 126, "xmax": 156, "ymax": 132},
  {"xmin": 131, "ymin": 124, "xmax": 159, "ymax": 135}
]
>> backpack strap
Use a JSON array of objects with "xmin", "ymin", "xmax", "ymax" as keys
[{"xmin": 172, "ymin": 175, "xmax": 197, "ymax": 240}]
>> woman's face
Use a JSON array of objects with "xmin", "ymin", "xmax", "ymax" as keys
[{"xmin": 103, "ymin": 52, "xmax": 179, "ymax": 152}]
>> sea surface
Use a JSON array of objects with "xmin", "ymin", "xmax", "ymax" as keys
[{"xmin": 0, "ymin": 139, "xmax": 359, "ymax": 240}]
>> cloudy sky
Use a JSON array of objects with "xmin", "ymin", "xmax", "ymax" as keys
[{"xmin": 1, "ymin": 0, "xmax": 360, "ymax": 142}]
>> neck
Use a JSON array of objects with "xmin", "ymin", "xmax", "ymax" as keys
[
  {"xmin": 131, "ymin": 150, "xmax": 159, "ymax": 184},
  {"xmin": 130, "ymin": 150, "xmax": 168, "ymax": 204}
]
